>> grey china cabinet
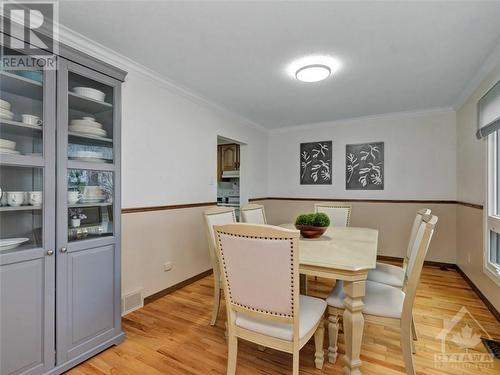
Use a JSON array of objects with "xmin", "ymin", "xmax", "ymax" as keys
[{"xmin": 0, "ymin": 32, "xmax": 126, "ymax": 375}]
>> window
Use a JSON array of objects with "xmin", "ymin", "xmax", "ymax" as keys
[{"xmin": 486, "ymin": 131, "xmax": 500, "ymax": 285}]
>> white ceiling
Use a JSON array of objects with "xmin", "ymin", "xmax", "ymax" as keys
[{"xmin": 60, "ymin": 1, "xmax": 500, "ymax": 129}]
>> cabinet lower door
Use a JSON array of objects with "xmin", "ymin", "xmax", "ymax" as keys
[
  {"xmin": 56, "ymin": 244, "xmax": 120, "ymax": 363},
  {"xmin": 0, "ymin": 251, "xmax": 55, "ymax": 375}
]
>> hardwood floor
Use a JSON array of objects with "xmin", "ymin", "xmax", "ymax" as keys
[{"xmin": 69, "ymin": 265, "xmax": 499, "ymax": 375}]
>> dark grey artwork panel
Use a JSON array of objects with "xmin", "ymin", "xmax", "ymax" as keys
[
  {"xmin": 346, "ymin": 142, "xmax": 384, "ymax": 190},
  {"xmin": 300, "ymin": 141, "xmax": 332, "ymax": 185}
]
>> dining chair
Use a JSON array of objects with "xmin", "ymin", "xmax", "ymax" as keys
[
  {"xmin": 240, "ymin": 203, "xmax": 267, "ymax": 224},
  {"xmin": 326, "ymin": 214, "xmax": 438, "ymax": 375},
  {"xmin": 367, "ymin": 208, "xmax": 431, "ymax": 288},
  {"xmin": 314, "ymin": 203, "xmax": 352, "ymax": 227},
  {"xmin": 213, "ymin": 223, "xmax": 327, "ymax": 375},
  {"xmin": 203, "ymin": 206, "xmax": 237, "ymax": 326}
]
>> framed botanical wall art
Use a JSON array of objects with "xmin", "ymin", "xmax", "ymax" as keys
[
  {"xmin": 345, "ymin": 142, "xmax": 384, "ymax": 190},
  {"xmin": 300, "ymin": 141, "xmax": 332, "ymax": 185}
]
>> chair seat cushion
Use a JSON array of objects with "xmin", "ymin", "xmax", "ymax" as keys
[
  {"xmin": 326, "ymin": 280, "xmax": 405, "ymax": 319},
  {"xmin": 367, "ymin": 262, "xmax": 405, "ymax": 288},
  {"xmin": 235, "ymin": 295, "xmax": 326, "ymax": 341}
]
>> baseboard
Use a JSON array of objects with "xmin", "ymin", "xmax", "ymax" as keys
[
  {"xmin": 144, "ymin": 269, "xmax": 213, "ymax": 305},
  {"xmin": 456, "ymin": 266, "xmax": 500, "ymax": 323},
  {"xmin": 377, "ymin": 255, "xmax": 457, "ymax": 270}
]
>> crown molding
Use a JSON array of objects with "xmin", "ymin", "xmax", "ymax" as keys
[
  {"xmin": 453, "ymin": 38, "xmax": 500, "ymax": 111},
  {"xmin": 269, "ymin": 106, "xmax": 455, "ymax": 134},
  {"xmin": 57, "ymin": 23, "xmax": 268, "ymax": 133}
]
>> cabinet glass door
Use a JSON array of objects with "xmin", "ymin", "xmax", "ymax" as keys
[
  {"xmin": 56, "ymin": 58, "xmax": 122, "ymax": 363},
  {"xmin": 67, "ymin": 169, "xmax": 114, "ymax": 241},
  {"xmin": 0, "ymin": 43, "xmax": 56, "ymax": 375},
  {"xmin": 57, "ymin": 61, "xmax": 119, "ymax": 244}
]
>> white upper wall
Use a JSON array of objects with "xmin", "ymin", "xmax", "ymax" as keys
[
  {"xmin": 268, "ymin": 108, "xmax": 457, "ymax": 200},
  {"xmin": 121, "ymin": 72, "xmax": 268, "ymax": 208},
  {"xmin": 59, "ymin": 30, "xmax": 269, "ymax": 209}
]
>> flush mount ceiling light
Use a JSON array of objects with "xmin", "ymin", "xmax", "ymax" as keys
[
  {"xmin": 295, "ymin": 64, "xmax": 331, "ymax": 83},
  {"xmin": 287, "ymin": 55, "xmax": 341, "ymax": 83}
]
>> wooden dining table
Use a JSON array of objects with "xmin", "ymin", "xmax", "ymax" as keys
[{"xmin": 280, "ymin": 224, "xmax": 379, "ymax": 375}]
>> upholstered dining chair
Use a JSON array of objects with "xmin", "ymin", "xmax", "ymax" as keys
[
  {"xmin": 326, "ymin": 214, "xmax": 438, "ymax": 375},
  {"xmin": 213, "ymin": 223, "xmax": 327, "ymax": 375},
  {"xmin": 240, "ymin": 203, "xmax": 267, "ymax": 224},
  {"xmin": 314, "ymin": 203, "xmax": 352, "ymax": 227},
  {"xmin": 367, "ymin": 208, "xmax": 431, "ymax": 344},
  {"xmin": 203, "ymin": 206, "xmax": 236, "ymax": 326},
  {"xmin": 367, "ymin": 208, "xmax": 431, "ymax": 288}
]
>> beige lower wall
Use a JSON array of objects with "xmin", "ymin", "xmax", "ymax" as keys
[
  {"xmin": 121, "ymin": 201, "xmax": 500, "ymax": 314},
  {"xmin": 121, "ymin": 205, "xmax": 214, "ymax": 298},
  {"xmin": 456, "ymin": 205, "xmax": 499, "ymax": 312},
  {"xmin": 253, "ymin": 199, "xmax": 457, "ymax": 263}
]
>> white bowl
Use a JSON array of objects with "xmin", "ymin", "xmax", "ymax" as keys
[
  {"xmin": 0, "ymin": 138, "xmax": 16, "ymax": 150},
  {"xmin": 73, "ymin": 87, "xmax": 106, "ymax": 102}
]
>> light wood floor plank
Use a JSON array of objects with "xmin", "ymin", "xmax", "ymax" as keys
[{"xmin": 68, "ymin": 265, "xmax": 499, "ymax": 374}]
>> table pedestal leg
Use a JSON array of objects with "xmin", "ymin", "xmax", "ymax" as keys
[
  {"xmin": 342, "ymin": 280, "xmax": 365, "ymax": 375},
  {"xmin": 299, "ymin": 274, "xmax": 308, "ymax": 295}
]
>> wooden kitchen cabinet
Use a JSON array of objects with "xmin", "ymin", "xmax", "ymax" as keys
[{"xmin": 218, "ymin": 144, "xmax": 240, "ymax": 180}]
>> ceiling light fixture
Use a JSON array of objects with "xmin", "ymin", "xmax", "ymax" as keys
[
  {"xmin": 287, "ymin": 55, "xmax": 341, "ymax": 83},
  {"xmin": 295, "ymin": 64, "xmax": 331, "ymax": 83}
]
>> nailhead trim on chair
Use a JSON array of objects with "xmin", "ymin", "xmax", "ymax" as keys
[{"xmin": 217, "ymin": 231, "xmax": 295, "ymax": 318}]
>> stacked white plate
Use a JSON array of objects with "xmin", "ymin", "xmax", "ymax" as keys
[
  {"xmin": 80, "ymin": 186, "xmax": 106, "ymax": 203},
  {"xmin": 74, "ymin": 150, "xmax": 105, "ymax": 162},
  {"xmin": 0, "ymin": 238, "xmax": 29, "ymax": 252},
  {"xmin": 0, "ymin": 138, "xmax": 20, "ymax": 154},
  {"xmin": 0, "ymin": 99, "xmax": 14, "ymax": 120},
  {"xmin": 69, "ymin": 117, "xmax": 107, "ymax": 137}
]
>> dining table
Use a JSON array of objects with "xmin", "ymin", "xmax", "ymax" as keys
[{"xmin": 280, "ymin": 224, "xmax": 379, "ymax": 375}]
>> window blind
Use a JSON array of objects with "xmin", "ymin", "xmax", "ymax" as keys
[{"xmin": 477, "ymin": 79, "xmax": 500, "ymax": 139}]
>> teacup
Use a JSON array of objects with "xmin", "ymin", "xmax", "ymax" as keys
[
  {"xmin": 0, "ymin": 190, "xmax": 7, "ymax": 206},
  {"xmin": 28, "ymin": 191, "xmax": 42, "ymax": 206},
  {"xmin": 68, "ymin": 191, "xmax": 80, "ymax": 204},
  {"xmin": 22, "ymin": 114, "xmax": 43, "ymax": 126},
  {"xmin": 6, "ymin": 191, "xmax": 25, "ymax": 207}
]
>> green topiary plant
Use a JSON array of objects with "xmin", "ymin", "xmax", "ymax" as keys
[{"xmin": 295, "ymin": 212, "xmax": 330, "ymax": 227}]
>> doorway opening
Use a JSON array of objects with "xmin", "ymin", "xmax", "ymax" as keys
[{"xmin": 216, "ymin": 136, "xmax": 245, "ymax": 220}]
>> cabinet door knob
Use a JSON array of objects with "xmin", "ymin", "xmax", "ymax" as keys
[
  {"xmin": 46, "ymin": 249, "xmax": 54, "ymax": 256},
  {"xmin": 60, "ymin": 247, "xmax": 67, "ymax": 253}
]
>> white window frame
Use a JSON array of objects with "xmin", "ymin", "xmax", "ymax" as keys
[{"xmin": 485, "ymin": 133, "xmax": 500, "ymax": 285}]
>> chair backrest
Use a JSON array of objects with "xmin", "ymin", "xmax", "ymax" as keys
[
  {"xmin": 314, "ymin": 203, "xmax": 352, "ymax": 227},
  {"xmin": 214, "ymin": 223, "xmax": 300, "ymax": 326},
  {"xmin": 203, "ymin": 207, "xmax": 236, "ymax": 267},
  {"xmin": 402, "ymin": 214, "xmax": 438, "ymax": 323},
  {"xmin": 240, "ymin": 204, "xmax": 267, "ymax": 224},
  {"xmin": 402, "ymin": 208, "xmax": 431, "ymax": 270}
]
